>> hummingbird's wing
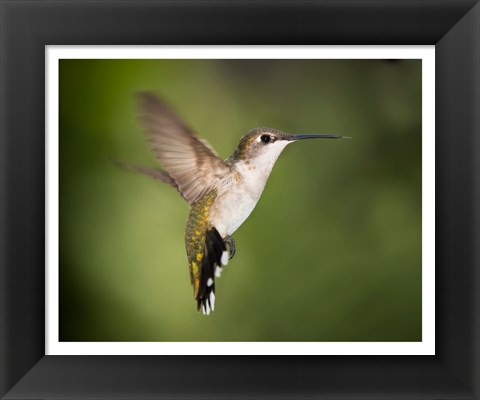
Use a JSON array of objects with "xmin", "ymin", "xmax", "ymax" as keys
[
  {"xmin": 113, "ymin": 159, "xmax": 178, "ymax": 188},
  {"xmin": 137, "ymin": 92, "xmax": 231, "ymax": 205}
]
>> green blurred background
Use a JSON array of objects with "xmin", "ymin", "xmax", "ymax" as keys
[{"xmin": 59, "ymin": 59, "xmax": 422, "ymax": 342}]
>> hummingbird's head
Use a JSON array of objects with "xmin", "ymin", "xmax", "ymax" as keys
[{"xmin": 230, "ymin": 127, "xmax": 347, "ymax": 164}]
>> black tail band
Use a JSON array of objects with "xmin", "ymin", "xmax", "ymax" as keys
[{"xmin": 196, "ymin": 227, "xmax": 227, "ymax": 314}]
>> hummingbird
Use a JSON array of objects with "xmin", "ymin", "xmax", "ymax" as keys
[{"xmin": 121, "ymin": 92, "xmax": 348, "ymax": 315}]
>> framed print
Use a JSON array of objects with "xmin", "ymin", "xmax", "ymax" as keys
[
  {"xmin": 46, "ymin": 46, "xmax": 433, "ymax": 356},
  {"xmin": 1, "ymin": 1, "xmax": 479, "ymax": 399}
]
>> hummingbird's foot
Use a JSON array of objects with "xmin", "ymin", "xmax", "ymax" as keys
[{"xmin": 225, "ymin": 235, "xmax": 236, "ymax": 260}]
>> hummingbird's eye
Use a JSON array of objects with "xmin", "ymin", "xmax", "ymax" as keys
[{"xmin": 260, "ymin": 134, "xmax": 271, "ymax": 144}]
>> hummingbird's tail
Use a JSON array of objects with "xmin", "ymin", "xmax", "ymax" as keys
[{"xmin": 195, "ymin": 227, "xmax": 229, "ymax": 315}]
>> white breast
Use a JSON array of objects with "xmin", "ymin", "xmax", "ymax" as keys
[
  {"xmin": 210, "ymin": 186, "xmax": 259, "ymax": 237},
  {"xmin": 210, "ymin": 140, "xmax": 290, "ymax": 237}
]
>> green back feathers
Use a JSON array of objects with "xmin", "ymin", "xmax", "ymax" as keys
[{"xmin": 184, "ymin": 191, "xmax": 217, "ymax": 298}]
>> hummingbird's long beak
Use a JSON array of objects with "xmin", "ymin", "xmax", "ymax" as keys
[{"xmin": 285, "ymin": 134, "xmax": 350, "ymax": 141}]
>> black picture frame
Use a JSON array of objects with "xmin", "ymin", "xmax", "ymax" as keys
[{"xmin": 1, "ymin": 0, "xmax": 479, "ymax": 399}]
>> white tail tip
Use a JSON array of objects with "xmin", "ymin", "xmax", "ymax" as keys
[
  {"xmin": 221, "ymin": 251, "xmax": 229, "ymax": 266},
  {"xmin": 210, "ymin": 291, "xmax": 215, "ymax": 311}
]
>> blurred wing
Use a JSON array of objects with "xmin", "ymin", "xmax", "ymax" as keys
[
  {"xmin": 113, "ymin": 159, "xmax": 178, "ymax": 188},
  {"xmin": 137, "ymin": 92, "xmax": 230, "ymax": 205}
]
